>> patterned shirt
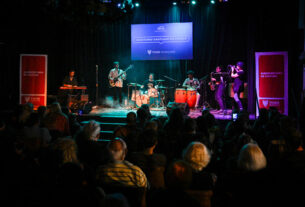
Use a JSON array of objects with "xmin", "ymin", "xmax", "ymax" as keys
[
  {"xmin": 108, "ymin": 68, "xmax": 126, "ymax": 88},
  {"xmin": 182, "ymin": 78, "xmax": 200, "ymax": 89},
  {"xmin": 96, "ymin": 160, "xmax": 148, "ymax": 188}
]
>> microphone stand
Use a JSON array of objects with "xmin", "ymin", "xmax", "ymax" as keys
[{"xmin": 94, "ymin": 65, "xmax": 99, "ymax": 108}]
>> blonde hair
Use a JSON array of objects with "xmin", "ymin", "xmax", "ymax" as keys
[
  {"xmin": 237, "ymin": 143, "xmax": 267, "ymax": 171},
  {"xmin": 83, "ymin": 120, "xmax": 101, "ymax": 141},
  {"xmin": 182, "ymin": 142, "xmax": 211, "ymax": 172},
  {"xmin": 52, "ymin": 138, "xmax": 78, "ymax": 164}
]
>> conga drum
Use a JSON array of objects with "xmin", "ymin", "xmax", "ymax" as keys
[
  {"xmin": 175, "ymin": 88, "xmax": 187, "ymax": 103},
  {"xmin": 186, "ymin": 89, "xmax": 197, "ymax": 108}
]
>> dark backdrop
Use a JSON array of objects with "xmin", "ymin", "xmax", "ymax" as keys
[{"xmin": 0, "ymin": 0, "xmax": 302, "ymax": 115}]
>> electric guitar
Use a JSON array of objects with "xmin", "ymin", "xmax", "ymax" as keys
[{"xmin": 109, "ymin": 64, "xmax": 133, "ymax": 87}]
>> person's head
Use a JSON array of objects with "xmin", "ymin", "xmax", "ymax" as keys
[
  {"xmin": 149, "ymin": 73, "xmax": 154, "ymax": 80},
  {"xmin": 236, "ymin": 61, "xmax": 244, "ymax": 70},
  {"xmin": 139, "ymin": 129, "xmax": 158, "ymax": 150},
  {"xmin": 113, "ymin": 61, "xmax": 119, "ymax": 69},
  {"xmin": 83, "ymin": 120, "xmax": 101, "ymax": 141},
  {"xmin": 107, "ymin": 138, "xmax": 127, "ymax": 161},
  {"xmin": 126, "ymin": 111, "xmax": 136, "ymax": 125},
  {"xmin": 182, "ymin": 142, "xmax": 211, "ymax": 172},
  {"xmin": 25, "ymin": 112, "xmax": 41, "ymax": 127},
  {"xmin": 166, "ymin": 160, "xmax": 192, "ymax": 190},
  {"xmin": 144, "ymin": 120, "xmax": 158, "ymax": 132},
  {"xmin": 52, "ymin": 138, "xmax": 79, "ymax": 164},
  {"xmin": 216, "ymin": 66, "xmax": 222, "ymax": 73},
  {"xmin": 37, "ymin": 105, "xmax": 47, "ymax": 118},
  {"xmin": 48, "ymin": 102, "xmax": 62, "ymax": 114},
  {"xmin": 187, "ymin": 70, "xmax": 194, "ymax": 79},
  {"xmin": 237, "ymin": 143, "xmax": 267, "ymax": 172},
  {"xmin": 69, "ymin": 70, "xmax": 75, "ymax": 77},
  {"xmin": 137, "ymin": 107, "xmax": 149, "ymax": 122}
]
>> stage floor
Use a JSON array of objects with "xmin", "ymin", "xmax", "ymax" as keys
[{"xmin": 88, "ymin": 106, "xmax": 255, "ymax": 120}]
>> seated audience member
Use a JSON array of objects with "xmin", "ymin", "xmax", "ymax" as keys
[
  {"xmin": 51, "ymin": 137, "xmax": 79, "ymax": 165},
  {"xmin": 114, "ymin": 111, "xmax": 138, "ymax": 138},
  {"xmin": 213, "ymin": 143, "xmax": 268, "ymax": 207},
  {"xmin": 149, "ymin": 160, "xmax": 200, "ymax": 207},
  {"xmin": 182, "ymin": 142, "xmax": 216, "ymax": 190},
  {"xmin": 136, "ymin": 107, "xmax": 150, "ymax": 130},
  {"xmin": 43, "ymin": 102, "xmax": 70, "ymax": 139},
  {"xmin": 75, "ymin": 120, "xmax": 109, "ymax": 170},
  {"xmin": 96, "ymin": 138, "xmax": 147, "ymax": 188},
  {"xmin": 129, "ymin": 129, "xmax": 167, "ymax": 189},
  {"xmin": 23, "ymin": 112, "xmax": 52, "ymax": 144}
]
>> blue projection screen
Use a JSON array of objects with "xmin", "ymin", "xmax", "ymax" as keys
[{"xmin": 131, "ymin": 22, "xmax": 193, "ymax": 60}]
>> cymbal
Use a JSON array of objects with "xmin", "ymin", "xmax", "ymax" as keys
[
  {"xmin": 128, "ymin": 83, "xmax": 141, "ymax": 87},
  {"xmin": 158, "ymin": 86, "xmax": 168, "ymax": 89},
  {"xmin": 155, "ymin": 79, "xmax": 165, "ymax": 82}
]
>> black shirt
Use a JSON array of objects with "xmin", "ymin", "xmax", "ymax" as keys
[
  {"xmin": 143, "ymin": 79, "xmax": 156, "ymax": 91},
  {"xmin": 63, "ymin": 76, "xmax": 78, "ymax": 86}
]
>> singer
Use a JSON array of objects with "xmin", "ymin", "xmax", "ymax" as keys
[{"xmin": 231, "ymin": 61, "xmax": 245, "ymax": 111}]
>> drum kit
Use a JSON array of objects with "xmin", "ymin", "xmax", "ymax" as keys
[
  {"xmin": 127, "ymin": 79, "xmax": 168, "ymax": 108},
  {"xmin": 127, "ymin": 79, "xmax": 199, "ymax": 109}
]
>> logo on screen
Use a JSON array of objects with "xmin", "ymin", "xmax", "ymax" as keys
[
  {"xmin": 262, "ymin": 100, "xmax": 269, "ymax": 108},
  {"xmin": 25, "ymin": 97, "xmax": 30, "ymax": 103},
  {"xmin": 147, "ymin": 50, "xmax": 152, "ymax": 55},
  {"xmin": 157, "ymin": 26, "xmax": 165, "ymax": 32}
]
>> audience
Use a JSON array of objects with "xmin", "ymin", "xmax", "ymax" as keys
[{"xmin": 1, "ymin": 101, "xmax": 304, "ymax": 207}]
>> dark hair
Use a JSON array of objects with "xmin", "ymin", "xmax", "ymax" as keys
[
  {"xmin": 187, "ymin": 70, "xmax": 194, "ymax": 75},
  {"xmin": 236, "ymin": 61, "xmax": 244, "ymax": 68},
  {"xmin": 140, "ymin": 129, "xmax": 158, "ymax": 149}
]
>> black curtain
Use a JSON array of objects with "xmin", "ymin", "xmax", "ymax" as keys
[{"xmin": 0, "ymin": 0, "xmax": 301, "ymax": 114}]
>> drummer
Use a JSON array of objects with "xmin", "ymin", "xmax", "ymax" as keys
[
  {"xmin": 182, "ymin": 70, "xmax": 201, "ymax": 108},
  {"xmin": 141, "ymin": 73, "xmax": 157, "ymax": 92},
  {"xmin": 141, "ymin": 73, "xmax": 160, "ymax": 107}
]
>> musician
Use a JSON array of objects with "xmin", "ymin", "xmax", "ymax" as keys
[
  {"xmin": 63, "ymin": 70, "xmax": 78, "ymax": 87},
  {"xmin": 108, "ymin": 61, "xmax": 126, "ymax": 107},
  {"xmin": 182, "ymin": 70, "xmax": 201, "ymax": 108},
  {"xmin": 141, "ymin": 73, "xmax": 156, "ymax": 91},
  {"xmin": 231, "ymin": 61, "xmax": 245, "ymax": 111},
  {"xmin": 211, "ymin": 66, "xmax": 226, "ymax": 113},
  {"xmin": 141, "ymin": 73, "xmax": 159, "ymax": 107}
]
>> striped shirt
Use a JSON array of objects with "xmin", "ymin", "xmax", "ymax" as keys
[{"xmin": 96, "ymin": 160, "xmax": 148, "ymax": 188}]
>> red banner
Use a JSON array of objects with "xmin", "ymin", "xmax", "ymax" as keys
[
  {"xmin": 255, "ymin": 52, "xmax": 288, "ymax": 115},
  {"xmin": 20, "ymin": 54, "xmax": 48, "ymax": 110}
]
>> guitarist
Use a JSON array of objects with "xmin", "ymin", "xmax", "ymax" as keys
[
  {"xmin": 211, "ymin": 66, "xmax": 226, "ymax": 113},
  {"xmin": 108, "ymin": 61, "xmax": 126, "ymax": 107}
]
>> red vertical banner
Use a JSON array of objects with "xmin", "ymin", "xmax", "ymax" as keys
[
  {"xmin": 255, "ymin": 52, "xmax": 288, "ymax": 116},
  {"xmin": 20, "ymin": 54, "xmax": 48, "ymax": 110}
]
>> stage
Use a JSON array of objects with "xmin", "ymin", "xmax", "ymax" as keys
[{"xmin": 87, "ymin": 105, "xmax": 256, "ymax": 120}]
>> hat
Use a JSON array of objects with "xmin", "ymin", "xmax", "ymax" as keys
[{"xmin": 187, "ymin": 70, "xmax": 194, "ymax": 75}]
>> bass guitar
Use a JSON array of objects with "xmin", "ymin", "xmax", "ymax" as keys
[{"xmin": 109, "ymin": 64, "xmax": 133, "ymax": 87}]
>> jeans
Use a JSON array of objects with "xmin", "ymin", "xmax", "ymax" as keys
[{"xmin": 215, "ymin": 83, "xmax": 225, "ymax": 110}]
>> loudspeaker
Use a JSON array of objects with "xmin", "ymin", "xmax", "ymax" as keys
[{"xmin": 166, "ymin": 101, "xmax": 190, "ymax": 116}]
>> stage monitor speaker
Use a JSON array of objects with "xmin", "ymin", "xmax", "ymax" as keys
[{"xmin": 166, "ymin": 101, "xmax": 190, "ymax": 116}]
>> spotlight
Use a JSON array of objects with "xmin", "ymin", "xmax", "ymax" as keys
[
  {"xmin": 117, "ymin": 3, "xmax": 121, "ymax": 7},
  {"xmin": 211, "ymin": 0, "xmax": 215, "ymax": 4},
  {"xmin": 191, "ymin": 0, "xmax": 197, "ymax": 5},
  {"xmin": 173, "ymin": 1, "xmax": 177, "ymax": 5},
  {"xmin": 135, "ymin": 2, "xmax": 140, "ymax": 7}
]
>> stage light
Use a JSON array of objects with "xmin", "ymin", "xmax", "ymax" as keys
[
  {"xmin": 117, "ymin": 3, "xmax": 121, "ymax": 7},
  {"xmin": 211, "ymin": 0, "xmax": 215, "ymax": 4},
  {"xmin": 135, "ymin": 2, "xmax": 140, "ymax": 7},
  {"xmin": 173, "ymin": 2, "xmax": 177, "ymax": 5},
  {"xmin": 191, "ymin": 0, "xmax": 197, "ymax": 5}
]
